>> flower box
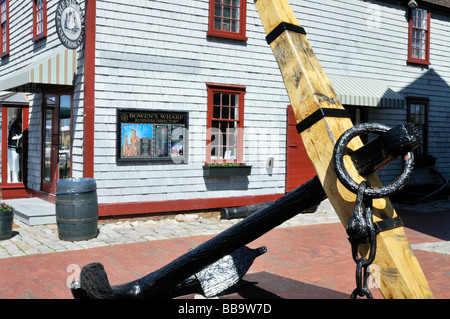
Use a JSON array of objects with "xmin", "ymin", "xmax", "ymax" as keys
[{"xmin": 203, "ymin": 165, "xmax": 252, "ymax": 177}]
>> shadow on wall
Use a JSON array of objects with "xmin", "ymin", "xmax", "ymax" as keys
[{"xmin": 399, "ymin": 68, "xmax": 450, "ymax": 185}]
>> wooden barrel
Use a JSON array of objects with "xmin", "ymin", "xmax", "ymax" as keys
[{"xmin": 56, "ymin": 178, "xmax": 98, "ymax": 241}]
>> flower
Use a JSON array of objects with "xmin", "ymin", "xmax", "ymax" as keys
[
  {"xmin": 0, "ymin": 202, "xmax": 12, "ymax": 211},
  {"xmin": 204, "ymin": 162, "xmax": 247, "ymax": 167}
]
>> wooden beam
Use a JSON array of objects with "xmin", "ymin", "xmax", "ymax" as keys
[{"xmin": 254, "ymin": 0, "xmax": 433, "ymax": 299}]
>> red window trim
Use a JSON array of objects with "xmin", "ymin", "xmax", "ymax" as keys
[
  {"xmin": 406, "ymin": 97, "xmax": 429, "ymax": 155},
  {"xmin": 207, "ymin": 0, "xmax": 248, "ymax": 41},
  {"xmin": 32, "ymin": 0, "xmax": 47, "ymax": 42},
  {"xmin": 407, "ymin": 7, "xmax": 430, "ymax": 65},
  {"xmin": 0, "ymin": 0, "xmax": 9, "ymax": 58},
  {"xmin": 206, "ymin": 83, "xmax": 246, "ymax": 164}
]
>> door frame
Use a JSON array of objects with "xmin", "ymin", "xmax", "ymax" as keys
[
  {"xmin": 41, "ymin": 92, "xmax": 73, "ymax": 195},
  {"xmin": 1, "ymin": 104, "xmax": 29, "ymax": 198}
]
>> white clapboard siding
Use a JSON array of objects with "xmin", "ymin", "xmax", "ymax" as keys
[{"xmin": 2, "ymin": 0, "xmax": 450, "ymax": 204}]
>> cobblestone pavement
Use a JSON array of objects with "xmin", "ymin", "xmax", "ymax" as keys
[
  {"xmin": 1, "ymin": 199, "xmax": 449, "ymax": 259},
  {"xmin": 0, "ymin": 208, "xmax": 341, "ymax": 259}
]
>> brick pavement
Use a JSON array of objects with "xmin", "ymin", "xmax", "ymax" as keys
[
  {"xmin": 0, "ymin": 209, "xmax": 341, "ymax": 258},
  {"xmin": 0, "ymin": 203, "xmax": 448, "ymax": 299}
]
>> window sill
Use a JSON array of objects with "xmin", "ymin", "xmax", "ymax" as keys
[
  {"xmin": 407, "ymin": 58, "xmax": 430, "ymax": 67},
  {"xmin": 203, "ymin": 165, "xmax": 252, "ymax": 177},
  {"xmin": 32, "ymin": 33, "xmax": 47, "ymax": 43},
  {"xmin": 207, "ymin": 30, "xmax": 248, "ymax": 42},
  {"xmin": 0, "ymin": 52, "xmax": 9, "ymax": 59}
]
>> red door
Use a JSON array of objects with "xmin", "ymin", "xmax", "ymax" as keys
[{"xmin": 285, "ymin": 105, "xmax": 316, "ymax": 192}]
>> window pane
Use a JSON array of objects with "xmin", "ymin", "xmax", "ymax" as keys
[
  {"xmin": 222, "ymin": 93, "xmax": 230, "ymax": 106},
  {"xmin": 59, "ymin": 95, "xmax": 71, "ymax": 179},
  {"xmin": 232, "ymin": 20, "xmax": 239, "ymax": 33},
  {"xmin": 223, "ymin": 6, "xmax": 231, "ymax": 18},
  {"xmin": 230, "ymin": 94, "xmax": 236, "ymax": 106},
  {"xmin": 7, "ymin": 108, "xmax": 24, "ymax": 183},
  {"xmin": 223, "ymin": 19, "xmax": 231, "ymax": 31},
  {"xmin": 422, "ymin": 12, "xmax": 428, "ymax": 29},
  {"xmin": 1, "ymin": 1, "xmax": 6, "ymax": 23},
  {"xmin": 222, "ymin": 107, "xmax": 230, "ymax": 119},
  {"xmin": 44, "ymin": 108, "xmax": 53, "ymax": 182},
  {"xmin": 214, "ymin": 4, "xmax": 222, "ymax": 17},
  {"xmin": 220, "ymin": 121, "xmax": 228, "ymax": 133},
  {"xmin": 408, "ymin": 103, "xmax": 426, "ymax": 154},
  {"xmin": 232, "ymin": 7, "xmax": 240, "ymax": 20},
  {"xmin": 229, "ymin": 133, "xmax": 236, "ymax": 147},
  {"xmin": 229, "ymin": 147, "xmax": 236, "ymax": 160},
  {"xmin": 213, "ymin": 93, "xmax": 221, "ymax": 106},
  {"xmin": 230, "ymin": 107, "xmax": 237, "ymax": 120},
  {"xmin": 214, "ymin": 18, "xmax": 222, "ymax": 30},
  {"xmin": 213, "ymin": 106, "xmax": 221, "ymax": 119}
]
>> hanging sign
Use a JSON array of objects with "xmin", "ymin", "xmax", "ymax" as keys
[{"xmin": 55, "ymin": 0, "xmax": 85, "ymax": 49}]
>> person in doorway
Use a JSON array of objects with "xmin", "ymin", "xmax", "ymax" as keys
[{"xmin": 7, "ymin": 110, "xmax": 22, "ymax": 183}]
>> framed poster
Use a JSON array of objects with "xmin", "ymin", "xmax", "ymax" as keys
[{"xmin": 117, "ymin": 109, "xmax": 188, "ymax": 162}]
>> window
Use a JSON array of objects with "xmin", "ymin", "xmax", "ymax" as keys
[
  {"xmin": 408, "ymin": 8, "xmax": 430, "ymax": 65},
  {"xmin": 407, "ymin": 97, "xmax": 428, "ymax": 155},
  {"xmin": 0, "ymin": 0, "xmax": 8, "ymax": 57},
  {"xmin": 33, "ymin": 0, "xmax": 47, "ymax": 41},
  {"xmin": 208, "ymin": 0, "xmax": 247, "ymax": 41},
  {"xmin": 206, "ymin": 83, "xmax": 245, "ymax": 163},
  {"xmin": 1, "ymin": 105, "xmax": 29, "ymax": 187}
]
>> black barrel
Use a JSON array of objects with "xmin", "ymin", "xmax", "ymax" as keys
[
  {"xmin": 56, "ymin": 178, "xmax": 98, "ymax": 241},
  {"xmin": 0, "ymin": 209, "xmax": 14, "ymax": 240}
]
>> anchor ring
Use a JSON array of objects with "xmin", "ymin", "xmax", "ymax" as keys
[{"xmin": 333, "ymin": 123, "xmax": 414, "ymax": 199}]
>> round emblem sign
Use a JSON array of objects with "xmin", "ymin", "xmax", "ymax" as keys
[{"xmin": 55, "ymin": 0, "xmax": 85, "ymax": 49}]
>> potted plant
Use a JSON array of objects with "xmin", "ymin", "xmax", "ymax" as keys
[
  {"xmin": 203, "ymin": 162, "xmax": 252, "ymax": 177},
  {"xmin": 0, "ymin": 202, "xmax": 14, "ymax": 240}
]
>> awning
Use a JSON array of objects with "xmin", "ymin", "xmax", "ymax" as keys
[
  {"xmin": 327, "ymin": 74, "xmax": 406, "ymax": 109},
  {"xmin": 0, "ymin": 48, "xmax": 77, "ymax": 93},
  {"xmin": 0, "ymin": 92, "xmax": 29, "ymax": 105}
]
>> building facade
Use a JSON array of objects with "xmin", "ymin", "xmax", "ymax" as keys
[{"xmin": 0, "ymin": 0, "xmax": 449, "ymax": 217}]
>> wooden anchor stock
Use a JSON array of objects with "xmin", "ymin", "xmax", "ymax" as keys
[
  {"xmin": 254, "ymin": 0, "xmax": 433, "ymax": 298},
  {"xmin": 72, "ymin": 123, "xmax": 419, "ymax": 299},
  {"xmin": 72, "ymin": 0, "xmax": 432, "ymax": 297}
]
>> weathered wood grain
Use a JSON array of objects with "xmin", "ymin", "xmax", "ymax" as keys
[{"xmin": 254, "ymin": 0, "xmax": 433, "ymax": 299}]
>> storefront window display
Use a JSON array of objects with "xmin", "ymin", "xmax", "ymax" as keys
[{"xmin": 6, "ymin": 107, "xmax": 23, "ymax": 183}]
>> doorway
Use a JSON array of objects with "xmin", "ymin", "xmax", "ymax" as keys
[
  {"xmin": 41, "ymin": 94, "xmax": 72, "ymax": 195},
  {"xmin": 285, "ymin": 105, "xmax": 316, "ymax": 192},
  {"xmin": 1, "ymin": 102, "xmax": 29, "ymax": 198}
]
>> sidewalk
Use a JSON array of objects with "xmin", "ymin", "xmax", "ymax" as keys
[
  {"xmin": 0, "ymin": 204, "xmax": 341, "ymax": 259},
  {"xmin": 0, "ymin": 199, "xmax": 448, "ymax": 299}
]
